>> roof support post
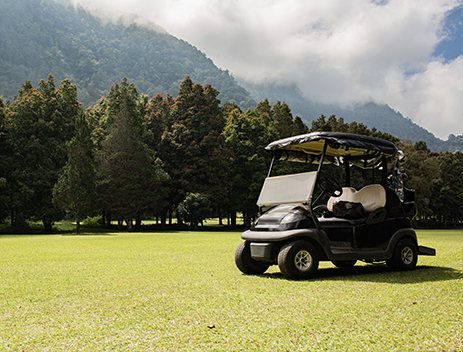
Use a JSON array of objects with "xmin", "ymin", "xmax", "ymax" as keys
[
  {"xmin": 316, "ymin": 142, "xmax": 328, "ymax": 173},
  {"xmin": 381, "ymin": 156, "xmax": 388, "ymax": 187},
  {"xmin": 266, "ymin": 155, "xmax": 276, "ymax": 178},
  {"xmin": 345, "ymin": 156, "xmax": 350, "ymax": 187},
  {"xmin": 309, "ymin": 142, "xmax": 328, "ymax": 233}
]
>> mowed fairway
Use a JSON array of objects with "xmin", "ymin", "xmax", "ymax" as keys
[{"xmin": 0, "ymin": 230, "xmax": 461, "ymax": 351}]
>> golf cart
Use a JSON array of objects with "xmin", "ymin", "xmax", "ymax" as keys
[{"xmin": 235, "ymin": 132, "xmax": 435, "ymax": 280}]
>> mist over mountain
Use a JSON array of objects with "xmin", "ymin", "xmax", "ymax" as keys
[
  {"xmin": 0, "ymin": 0, "xmax": 460, "ymax": 152},
  {"xmin": 240, "ymin": 80, "xmax": 462, "ymax": 153}
]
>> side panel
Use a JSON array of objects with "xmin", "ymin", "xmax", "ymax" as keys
[{"xmin": 354, "ymin": 218, "xmax": 412, "ymax": 249}]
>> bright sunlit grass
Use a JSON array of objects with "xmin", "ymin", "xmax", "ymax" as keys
[{"xmin": 0, "ymin": 229, "xmax": 461, "ymax": 351}]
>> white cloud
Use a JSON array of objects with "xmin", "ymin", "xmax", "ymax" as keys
[
  {"xmin": 383, "ymin": 56, "xmax": 463, "ymax": 139},
  {"xmin": 74, "ymin": 0, "xmax": 463, "ymax": 139}
]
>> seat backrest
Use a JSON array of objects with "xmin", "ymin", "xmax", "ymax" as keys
[
  {"xmin": 327, "ymin": 184, "xmax": 386, "ymax": 213},
  {"xmin": 327, "ymin": 187, "xmax": 357, "ymax": 212}
]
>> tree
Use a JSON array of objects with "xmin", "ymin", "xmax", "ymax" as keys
[
  {"xmin": 145, "ymin": 93, "xmax": 174, "ymax": 152},
  {"xmin": 292, "ymin": 116, "xmax": 309, "ymax": 136},
  {"xmin": 53, "ymin": 112, "xmax": 97, "ymax": 233},
  {"xmin": 157, "ymin": 77, "xmax": 232, "ymax": 223},
  {"xmin": 96, "ymin": 78, "xmax": 169, "ymax": 230},
  {"xmin": 177, "ymin": 193, "xmax": 211, "ymax": 230},
  {"xmin": 432, "ymin": 151, "xmax": 463, "ymax": 227},
  {"xmin": 0, "ymin": 97, "xmax": 9, "ymax": 223},
  {"xmin": 400, "ymin": 141, "xmax": 440, "ymax": 227},
  {"xmin": 223, "ymin": 106, "xmax": 279, "ymax": 226},
  {"xmin": 310, "ymin": 115, "xmax": 349, "ymax": 133},
  {"xmin": 272, "ymin": 101, "xmax": 297, "ymax": 138},
  {"xmin": 5, "ymin": 75, "xmax": 78, "ymax": 231}
]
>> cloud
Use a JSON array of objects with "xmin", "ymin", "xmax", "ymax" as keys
[
  {"xmin": 74, "ymin": 0, "xmax": 463, "ymax": 139},
  {"xmin": 383, "ymin": 56, "xmax": 463, "ymax": 139}
]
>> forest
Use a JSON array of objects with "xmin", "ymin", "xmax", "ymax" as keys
[
  {"xmin": 1, "ymin": 0, "xmax": 461, "ymax": 154},
  {"xmin": 0, "ymin": 0, "xmax": 255, "ymax": 110},
  {"xmin": 0, "ymin": 75, "xmax": 461, "ymax": 232}
]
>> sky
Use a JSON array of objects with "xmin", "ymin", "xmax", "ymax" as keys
[{"xmin": 74, "ymin": 0, "xmax": 463, "ymax": 140}]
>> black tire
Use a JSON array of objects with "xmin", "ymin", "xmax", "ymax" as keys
[
  {"xmin": 278, "ymin": 240, "xmax": 319, "ymax": 280},
  {"xmin": 332, "ymin": 260, "xmax": 357, "ymax": 268},
  {"xmin": 235, "ymin": 241, "xmax": 269, "ymax": 275},
  {"xmin": 386, "ymin": 238, "xmax": 418, "ymax": 271}
]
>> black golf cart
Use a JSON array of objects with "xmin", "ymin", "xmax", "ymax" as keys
[{"xmin": 235, "ymin": 132, "xmax": 435, "ymax": 280}]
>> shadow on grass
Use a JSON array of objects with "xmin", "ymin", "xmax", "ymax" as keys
[{"xmin": 260, "ymin": 265, "xmax": 462, "ymax": 284}]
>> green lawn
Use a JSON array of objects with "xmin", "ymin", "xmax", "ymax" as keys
[{"xmin": 0, "ymin": 229, "xmax": 461, "ymax": 351}]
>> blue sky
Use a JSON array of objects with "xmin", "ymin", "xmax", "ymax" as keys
[
  {"xmin": 76, "ymin": 0, "xmax": 462, "ymax": 139},
  {"xmin": 433, "ymin": 5, "xmax": 462, "ymax": 62}
]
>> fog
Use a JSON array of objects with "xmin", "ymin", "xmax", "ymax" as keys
[{"xmin": 74, "ymin": 0, "xmax": 463, "ymax": 139}]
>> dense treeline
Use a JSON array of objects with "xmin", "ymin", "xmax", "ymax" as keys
[{"xmin": 0, "ymin": 76, "xmax": 461, "ymax": 232}]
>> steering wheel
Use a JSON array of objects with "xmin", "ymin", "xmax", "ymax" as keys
[{"xmin": 319, "ymin": 176, "xmax": 343, "ymax": 197}]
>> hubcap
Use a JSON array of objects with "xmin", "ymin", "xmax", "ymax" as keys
[
  {"xmin": 401, "ymin": 246, "xmax": 414, "ymax": 265},
  {"xmin": 295, "ymin": 250, "xmax": 312, "ymax": 271}
]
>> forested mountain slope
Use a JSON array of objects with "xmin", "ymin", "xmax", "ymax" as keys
[
  {"xmin": 0, "ymin": 0, "xmax": 255, "ymax": 109},
  {"xmin": 0, "ymin": 0, "xmax": 460, "ymax": 152}
]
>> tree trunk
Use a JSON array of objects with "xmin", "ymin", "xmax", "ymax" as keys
[
  {"xmin": 218, "ymin": 208, "xmax": 223, "ymax": 226},
  {"xmin": 160, "ymin": 210, "xmax": 167, "ymax": 229},
  {"xmin": 43, "ymin": 219, "xmax": 53, "ymax": 232},
  {"xmin": 106, "ymin": 211, "xmax": 112, "ymax": 228},
  {"xmin": 135, "ymin": 211, "xmax": 142, "ymax": 229},
  {"xmin": 230, "ymin": 211, "xmax": 237, "ymax": 228},
  {"xmin": 76, "ymin": 216, "xmax": 81, "ymax": 234},
  {"xmin": 126, "ymin": 218, "xmax": 133, "ymax": 232}
]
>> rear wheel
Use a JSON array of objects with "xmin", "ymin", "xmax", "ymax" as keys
[
  {"xmin": 278, "ymin": 240, "xmax": 319, "ymax": 280},
  {"xmin": 235, "ymin": 241, "xmax": 269, "ymax": 275},
  {"xmin": 386, "ymin": 238, "xmax": 418, "ymax": 271},
  {"xmin": 332, "ymin": 260, "xmax": 357, "ymax": 268}
]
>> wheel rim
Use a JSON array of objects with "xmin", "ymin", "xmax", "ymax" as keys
[
  {"xmin": 401, "ymin": 246, "xmax": 414, "ymax": 265},
  {"xmin": 294, "ymin": 250, "xmax": 312, "ymax": 271}
]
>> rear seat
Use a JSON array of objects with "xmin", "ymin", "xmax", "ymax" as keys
[
  {"xmin": 327, "ymin": 184, "xmax": 387, "ymax": 213},
  {"xmin": 320, "ymin": 184, "xmax": 387, "ymax": 226}
]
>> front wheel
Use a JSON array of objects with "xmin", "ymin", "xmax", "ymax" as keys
[
  {"xmin": 278, "ymin": 240, "xmax": 319, "ymax": 280},
  {"xmin": 386, "ymin": 238, "xmax": 418, "ymax": 271},
  {"xmin": 235, "ymin": 241, "xmax": 269, "ymax": 275}
]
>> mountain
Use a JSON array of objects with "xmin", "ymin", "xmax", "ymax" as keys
[
  {"xmin": 0, "ymin": 0, "xmax": 460, "ymax": 152},
  {"xmin": 0, "ymin": 0, "xmax": 255, "ymax": 109},
  {"xmin": 240, "ymin": 81, "xmax": 462, "ymax": 152}
]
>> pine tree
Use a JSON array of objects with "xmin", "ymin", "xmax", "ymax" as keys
[
  {"xmin": 96, "ymin": 79, "xmax": 168, "ymax": 230},
  {"xmin": 53, "ymin": 112, "xmax": 97, "ymax": 233},
  {"xmin": 158, "ymin": 77, "xmax": 232, "ymax": 219}
]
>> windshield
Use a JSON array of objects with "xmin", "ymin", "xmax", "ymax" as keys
[{"xmin": 257, "ymin": 171, "xmax": 318, "ymax": 207}]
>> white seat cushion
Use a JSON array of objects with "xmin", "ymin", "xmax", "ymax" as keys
[
  {"xmin": 327, "ymin": 185, "xmax": 386, "ymax": 213},
  {"xmin": 327, "ymin": 187, "xmax": 357, "ymax": 212}
]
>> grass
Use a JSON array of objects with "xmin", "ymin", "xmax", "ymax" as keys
[{"xmin": 0, "ymin": 229, "xmax": 461, "ymax": 351}]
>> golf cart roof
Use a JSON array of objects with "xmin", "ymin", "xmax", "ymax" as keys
[{"xmin": 265, "ymin": 132, "xmax": 399, "ymax": 168}]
